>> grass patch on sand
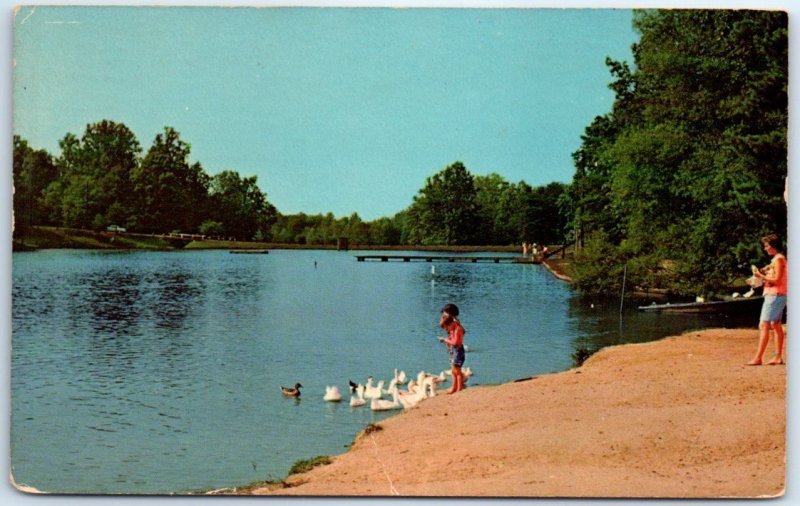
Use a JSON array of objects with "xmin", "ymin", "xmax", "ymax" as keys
[
  {"xmin": 201, "ymin": 455, "xmax": 333, "ymax": 495},
  {"xmin": 363, "ymin": 423, "xmax": 383, "ymax": 435},
  {"xmin": 202, "ymin": 479, "xmax": 290, "ymax": 495},
  {"xmin": 288, "ymin": 455, "xmax": 332, "ymax": 476}
]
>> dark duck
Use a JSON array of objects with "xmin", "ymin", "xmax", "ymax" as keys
[{"xmin": 280, "ymin": 383, "xmax": 303, "ymax": 397}]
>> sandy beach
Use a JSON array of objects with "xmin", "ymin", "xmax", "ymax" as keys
[{"xmin": 246, "ymin": 327, "xmax": 785, "ymax": 498}]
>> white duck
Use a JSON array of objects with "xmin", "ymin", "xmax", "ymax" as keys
[
  {"xmin": 323, "ymin": 385, "xmax": 342, "ymax": 402},
  {"xmin": 396, "ymin": 377, "xmax": 433, "ymax": 409},
  {"xmin": 363, "ymin": 378, "xmax": 384, "ymax": 400},
  {"xmin": 463, "ymin": 367, "xmax": 474, "ymax": 383},
  {"xmin": 383, "ymin": 378, "xmax": 398, "ymax": 395},
  {"xmin": 349, "ymin": 384, "xmax": 366, "ymax": 407},
  {"xmin": 370, "ymin": 386, "xmax": 402, "ymax": 411},
  {"xmin": 394, "ymin": 368, "xmax": 408, "ymax": 385},
  {"xmin": 445, "ymin": 367, "xmax": 473, "ymax": 384}
]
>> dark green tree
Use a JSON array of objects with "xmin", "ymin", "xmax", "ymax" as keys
[
  {"xmin": 570, "ymin": 9, "xmax": 787, "ymax": 295},
  {"xmin": 13, "ymin": 136, "xmax": 58, "ymax": 234},
  {"xmin": 367, "ymin": 217, "xmax": 403, "ymax": 245},
  {"xmin": 43, "ymin": 121, "xmax": 141, "ymax": 229},
  {"xmin": 474, "ymin": 173, "xmax": 514, "ymax": 244},
  {"xmin": 208, "ymin": 170, "xmax": 277, "ymax": 240},
  {"xmin": 521, "ymin": 182, "xmax": 570, "ymax": 246},
  {"xmin": 406, "ymin": 162, "xmax": 481, "ymax": 245},
  {"xmin": 132, "ymin": 127, "xmax": 210, "ymax": 233}
]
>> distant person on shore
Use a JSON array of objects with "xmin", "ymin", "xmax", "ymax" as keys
[
  {"xmin": 438, "ymin": 303, "xmax": 466, "ymax": 394},
  {"xmin": 747, "ymin": 234, "xmax": 787, "ymax": 366}
]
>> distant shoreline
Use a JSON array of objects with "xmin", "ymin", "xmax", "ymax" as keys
[{"xmin": 12, "ymin": 226, "xmax": 526, "ymax": 253}]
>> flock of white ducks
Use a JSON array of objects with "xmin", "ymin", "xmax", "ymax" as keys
[{"xmin": 320, "ymin": 367, "xmax": 473, "ymax": 411}]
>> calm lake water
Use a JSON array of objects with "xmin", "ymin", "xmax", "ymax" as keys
[{"xmin": 11, "ymin": 249, "xmax": 755, "ymax": 494}]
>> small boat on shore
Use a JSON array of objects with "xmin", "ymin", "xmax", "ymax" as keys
[
  {"xmin": 229, "ymin": 249, "xmax": 269, "ymax": 254},
  {"xmin": 637, "ymin": 296, "xmax": 763, "ymax": 314}
]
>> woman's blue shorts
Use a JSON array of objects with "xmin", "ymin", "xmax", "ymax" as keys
[{"xmin": 760, "ymin": 295, "xmax": 787, "ymax": 322}]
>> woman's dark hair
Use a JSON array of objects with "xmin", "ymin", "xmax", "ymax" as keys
[
  {"xmin": 761, "ymin": 234, "xmax": 783, "ymax": 251},
  {"xmin": 441, "ymin": 303, "xmax": 460, "ymax": 317}
]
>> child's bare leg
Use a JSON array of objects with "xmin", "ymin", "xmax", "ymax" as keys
[{"xmin": 449, "ymin": 365, "xmax": 461, "ymax": 394}]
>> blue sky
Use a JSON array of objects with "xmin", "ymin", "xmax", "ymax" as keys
[{"xmin": 13, "ymin": 6, "xmax": 638, "ymax": 220}]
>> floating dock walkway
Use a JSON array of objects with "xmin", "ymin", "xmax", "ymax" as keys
[{"xmin": 355, "ymin": 254, "xmax": 540, "ymax": 264}]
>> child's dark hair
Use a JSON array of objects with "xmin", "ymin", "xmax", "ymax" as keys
[{"xmin": 441, "ymin": 303, "xmax": 459, "ymax": 317}]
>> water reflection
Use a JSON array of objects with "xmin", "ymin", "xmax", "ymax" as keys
[
  {"xmin": 566, "ymin": 294, "xmax": 757, "ymax": 362},
  {"xmin": 86, "ymin": 270, "xmax": 143, "ymax": 335},
  {"xmin": 146, "ymin": 270, "xmax": 204, "ymax": 330},
  {"xmin": 422, "ymin": 264, "xmax": 472, "ymax": 307}
]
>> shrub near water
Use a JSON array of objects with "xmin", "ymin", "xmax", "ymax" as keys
[
  {"xmin": 572, "ymin": 345, "xmax": 600, "ymax": 367},
  {"xmin": 288, "ymin": 456, "xmax": 332, "ymax": 476}
]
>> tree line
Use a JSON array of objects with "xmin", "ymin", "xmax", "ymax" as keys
[
  {"xmin": 269, "ymin": 164, "xmax": 569, "ymax": 246},
  {"xmin": 14, "ymin": 125, "xmax": 568, "ymax": 246},
  {"xmin": 14, "ymin": 123, "xmax": 277, "ymax": 241},
  {"xmin": 565, "ymin": 9, "xmax": 788, "ymax": 295},
  {"xmin": 14, "ymin": 9, "xmax": 786, "ymax": 297}
]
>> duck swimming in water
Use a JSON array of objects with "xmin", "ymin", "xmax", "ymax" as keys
[
  {"xmin": 280, "ymin": 383, "xmax": 303, "ymax": 397},
  {"xmin": 363, "ymin": 378, "xmax": 384, "ymax": 400},
  {"xmin": 324, "ymin": 385, "xmax": 342, "ymax": 402},
  {"xmin": 349, "ymin": 384, "xmax": 366, "ymax": 407},
  {"xmin": 370, "ymin": 386, "xmax": 402, "ymax": 411},
  {"xmin": 397, "ymin": 370, "xmax": 408, "ymax": 385}
]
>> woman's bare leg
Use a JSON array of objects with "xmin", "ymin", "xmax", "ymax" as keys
[
  {"xmin": 767, "ymin": 322, "xmax": 786, "ymax": 364},
  {"xmin": 748, "ymin": 321, "xmax": 771, "ymax": 365}
]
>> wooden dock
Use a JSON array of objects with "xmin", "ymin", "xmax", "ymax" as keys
[
  {"xmin": 229, "ymin": 249, "xmax": 269, "ymax": 254},
  {"xmin": 355, "ymin": 255, "xmax": 540, "ymax": 264}
]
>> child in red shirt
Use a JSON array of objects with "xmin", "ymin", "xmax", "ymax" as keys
[{"xmin": 438, "ymin": 303, "xmax": 466, "ymax": 394}]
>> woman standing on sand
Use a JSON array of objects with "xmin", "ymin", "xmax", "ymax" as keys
[{"xmin": 748, "ymin": 234, "xmax": 787, "ymax": 366}]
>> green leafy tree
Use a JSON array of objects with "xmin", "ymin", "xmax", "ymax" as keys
[
  {"xmin": 132, "ymin": 127, "xmax": 209, "ymax": 233},
  {"xmin": 569, "ymin": 115, "xmax": 622, "ymax": 248},
  {"xmin": 521, "ymin": 182, "xmax": 570, "ymax": 246},
  {"xmin": 208, "ymin": 170, "xmax": 277, "ymax": 240},
  {"xmin": 406, "ymin": 162, "xmax": 481, "ymax": 245},
  {"xmin": 13, "ymin": 136, "xmax": 58, "ymax": 233},
  {"xmin": 367, "ymin": 217, "xmax": 403, "ymax": 245},
  {"xmin": 570, "ymin": 9, "xmax": 787, "ymax": 295},
  {"xmin": 474, "ymin": 173, "xmax": 514, "ymax": 244},
  {"xmin": 42, "ymin": 121, "xmax": 141, "ymax": 230},
  {"xmin": 199, "ymin": 220, "xmax": 224, "ymax": 237}
]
